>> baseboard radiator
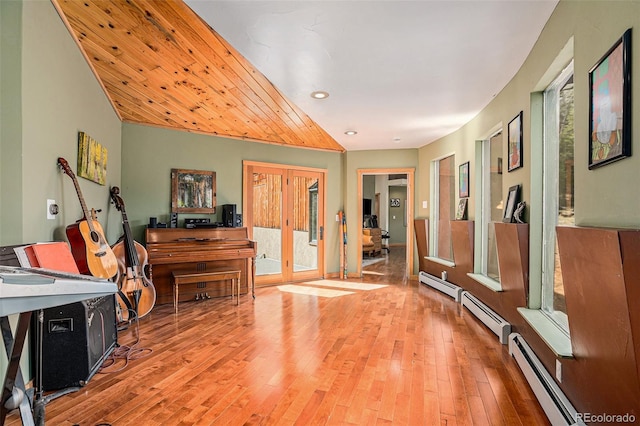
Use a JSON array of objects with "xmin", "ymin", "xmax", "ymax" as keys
[
  {"xmin": 508, "ymin": 333, "xmax": 583, "ymax": 426},
  {"xmin": 460, "ymin": 291, "xmax": 511, "ymax": 344},
  {"xmin": 418, "ymin": 271, "xmax": 463, "ymax": 302}
]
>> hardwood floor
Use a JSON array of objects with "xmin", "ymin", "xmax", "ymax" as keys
[{"xmin": 8, "ymin": 248, "xmax": 548, "ymax": 425}]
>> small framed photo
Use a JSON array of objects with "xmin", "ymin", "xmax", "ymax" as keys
[
  {"xmin": 390, "ymin": 198, "xmax": 401, "ymax": 207},
  {"xmin": 171, "ymin": 168, "xmax": 217, "ymax": 213},
  {"xmin": 459, "ymin": 161, "xmax": 469, "ymax": 198},
  {"xmin": 508, "ymin": 112, "xmax": 523, "ymax": 172},
  {"xmin": 503, "ymin": 184, "xmax": 521, "ymax": 223},
  {"xmin": 588, "ymin": 28, "xmax": 632, "ymax": 169},
  {"xmin": 456, "ymin": 198, "xmax": 468, "ymax": 220}
]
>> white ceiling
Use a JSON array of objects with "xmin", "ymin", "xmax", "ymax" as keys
[{"xmin": 186, "ymin": 0, "xmax": 558, "ymax": 151}]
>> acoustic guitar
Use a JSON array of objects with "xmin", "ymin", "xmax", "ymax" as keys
[
  {"xmin": 110, "ymin": 186, "xmax": 157, "ymax": 319},
  {"xmin": 58, "ymin": 157, "xmax": 118, "ymax": 279}
]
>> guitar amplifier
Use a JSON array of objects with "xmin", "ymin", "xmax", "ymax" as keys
[{"xmin": 35, "ymin": 295, "xmax": 117, "ymax": 391}]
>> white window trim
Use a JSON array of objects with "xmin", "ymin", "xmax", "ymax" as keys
[
  {"xmin": 541, "ymin": 61, "xmax": 574, "ymax": 333},
  {"xmin": 518, "ymin": 308, "xmax": 573, "ymax": 357},
  {"xmin": 425, "ymin": 256, "xmax": 455, "ymax": 268},
  {"xmin": 429, "ymin": 153, "xmax": 455, "ymax": 260},
  {"xmin": 472, "ymin": 128, "xmax": 503, "ymax": 292},
  {"xmin": 467, "ymin": 273, "xmax": 502, "ymax": 292},
  {"xmin": 526, "ymin": 37, "xmax": 574, "ymax": 357}
]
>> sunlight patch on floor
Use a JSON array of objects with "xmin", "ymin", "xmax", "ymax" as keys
[
  {"xmin": 361, "ymin": 271, "xmax": 385, "ymax": 276},
  {"xmin": 303, "ymin": 280, "xmax": 388, "ymax": 291},
  {"xmin": 277, "ymin": 284, "xmax": 354, "ymax": 298}
]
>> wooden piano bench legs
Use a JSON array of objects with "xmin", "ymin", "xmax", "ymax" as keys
[{"xmin": 171, "ymin": 270, "xmax": 242, "ymax": 314}]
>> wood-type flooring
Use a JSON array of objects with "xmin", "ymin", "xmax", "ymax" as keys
[{"xmin": 7, "ymin": 247, "xmax": 549, "ymax": 425}]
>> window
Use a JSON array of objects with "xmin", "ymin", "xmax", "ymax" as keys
[
  {"xmin": 542, "ymin": 61, "xmax": 574, "ymax": 331},
  {"xmin": 308, "ymin": 182, "xmax": 318, "ymax": 243},
  {"xmin": 481, "ymin": 132, "xmax": 503, "ymax": 282},
  {"xmin": 430, "ymin": 155, "xmax": 455, "ymax": 262}
]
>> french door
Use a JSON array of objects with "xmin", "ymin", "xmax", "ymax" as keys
[{"xmin": 243, "ymin": 161, "xmax": 325, "ymax": 285}]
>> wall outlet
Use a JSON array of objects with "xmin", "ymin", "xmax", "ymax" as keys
[
  {"xmin": 555, "ymin": 359, "xmax": 562, "ymax": 382},
  {"xmin": 47, "ymin": 199, "xmax": 58, "ymax": 220}
]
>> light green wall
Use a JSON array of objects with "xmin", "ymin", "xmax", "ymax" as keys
[
  {"xmin": 363, "ymin": 175, "xmax": 375, "ymax": 200},
  {"xmin": 344, "ymin": 149, "xmax": 418, "ymax": 273},
  {"xmin": 0, "ymin": 0, "xmax": 23, "ymax": 244},
  {"xmin": 0, "ymin": 0, "xmax": 122, "ymax": 246},
  {"xmin": 2, "ymin": 0, "xmax": 637, "ymax": 274},
  {"xmin": 0, "ymin": 0, "xmax": 121, "ymax": 383},
  {"xmin": 121, "ymin": 123, "xmax": 344, "ymax": 273},
  {"xmin": 419, "ymin": 1, "xmax": 640, "ymax": 230},
  {"xmin": 388, "ymin": 186, "xmax": 408, "ymax": 244}
]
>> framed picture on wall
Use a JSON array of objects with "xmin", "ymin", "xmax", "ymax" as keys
[
  {"xmin": 508, "ymin": 112, "xmax": 523, "ymax": 172},
  {"xmin": 588, "ymin": 28, "xmax": 632, "ymax": 169},
  {"xmin": 77, "ymin": 131, "xmax": 108, "ymax": 185},
  {"xmin": 502, "ymin": 184, "xmax": 521, "ymax": 223},
  {"xmin": 171, "ymin": 168, "xmax": 217, "ymax": 213},
  {"xmin": 459, "ymin": 161, "xmax": 469, "ymax": 198},
  {"xmin": 455, "ymin": 198, "xmax": 468, "ymax": 220}
]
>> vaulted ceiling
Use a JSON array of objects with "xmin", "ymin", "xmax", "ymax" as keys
[
  {"xmin": 51, "ymin": 0, "xmax": 557, "ymax": 152},
  {"xmin": 51, "ymin": 0, "xmax": 345, "ymax": 152}
]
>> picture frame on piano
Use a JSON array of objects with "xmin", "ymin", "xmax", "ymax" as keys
[{"xmin": 171, "ymin": 168, "xmax": 217, "ymax": 214}]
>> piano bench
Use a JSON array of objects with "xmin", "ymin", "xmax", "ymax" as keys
[{"xmin": 171, "ymin": 269, "xmax": 242, "ymax": 313}]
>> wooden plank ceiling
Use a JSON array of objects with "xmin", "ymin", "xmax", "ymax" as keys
[{"xmin": 51, "ymin": 0, "xmax": 345, "ymax": 152}]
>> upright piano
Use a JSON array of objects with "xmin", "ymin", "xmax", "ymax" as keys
[{"xmin": 145, "ymin": 227, "xmax": 257, "ymax": 306}]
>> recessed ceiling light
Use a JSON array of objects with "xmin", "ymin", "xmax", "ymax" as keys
[
  {"xmin": 345, "ymin": 130, "xmax": 357, "ymax": 136},
  {"xmin": 311, "ymin": 91, "xmax": 329, "ymax": 99}
]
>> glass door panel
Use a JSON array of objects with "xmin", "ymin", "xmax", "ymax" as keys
[
  {"xmin": 245, "ymin": 162, "xmax": 325, "ymax": 285},
  {"xmin": 252, "ymin": 170, "xmax": 283, "ymax": 279},
  {"xmin": 290, "ymin": 172, "xmax": 323, "ymax": 281}
]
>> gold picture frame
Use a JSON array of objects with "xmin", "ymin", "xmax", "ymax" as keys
[{"xmin": 171, "ymin": 168, "xmax": 216, "ymax": 214}]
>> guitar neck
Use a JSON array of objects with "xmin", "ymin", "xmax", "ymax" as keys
[
  {"xmin": 121, "ymin": 211, "xmax": 140, "ymax": 267},
  {"xmin": 69, "ymin": 173, "xmax": 94, "ymax": 224}
]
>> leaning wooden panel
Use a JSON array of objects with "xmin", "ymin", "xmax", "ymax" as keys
[
  {"xmin": 450, "ymin": 220, "xmax": 474, "ymax": 273},
  {"xmin": 619, "ymin": 230, "xmax": 640, "ymax": 386},
  {"xmin": 556, "ymin": 226, "xmax": 640, "ymax": 417},
  {"xmin": 494, "ymin": 222, "xmax": 529, "ymax": 305},
  {"xmin": 414, "ymin": 219, "xmax": 428, "ymax": 272}
]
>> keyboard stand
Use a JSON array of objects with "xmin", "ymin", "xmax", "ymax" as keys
[{"xmin": 0, "ymin": 314, "xmax": 35, "ymax": 426}]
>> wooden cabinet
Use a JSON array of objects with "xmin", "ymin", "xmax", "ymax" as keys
[{"xmin": 363, "ymin": 227, "xmax": 382, "ymax": 255}]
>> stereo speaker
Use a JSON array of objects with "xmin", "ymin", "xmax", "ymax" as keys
[
  {"xmin": 222, "ymin": 204, "xmax": 237, "ymax": 228},
  {"xmin": 36, "ymin": 295, "xmax": 117, "ymax": 391},
  {"xmin": 235, "ymin": 213, "xmax": 242, "ymax": 228},
  {"xmin": 170, "ymin": 212, "xmax": 178, "ymax": 228}
]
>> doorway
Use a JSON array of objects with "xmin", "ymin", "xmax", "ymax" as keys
[
  {"xmin": 243, "ymin": 161, "xmax": 326, "ymax": 286},
  {"xmin": 357, "ymin": 168, "xmax": 414, "ymax": 278}
]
